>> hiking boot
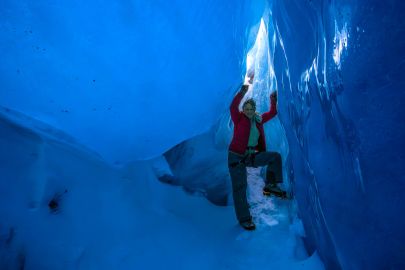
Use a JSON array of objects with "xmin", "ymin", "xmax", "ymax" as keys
[
  {"xmin": 263, "ymin": 184, "xmax": 287, "ymax": 198},
  {"xmin": 239, "ymin": 219, "xmax": 256, "ymax": 231}
]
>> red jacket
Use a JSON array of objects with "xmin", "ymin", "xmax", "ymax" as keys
[{"xmin": 229, "ymin": 90, "xmax": 277, "ymax": 155}]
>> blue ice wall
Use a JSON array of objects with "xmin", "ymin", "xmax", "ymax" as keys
[
  {"xmin": 0, "ymin": 0, "xmax": 265, "ymax": 164},
  {"xmin": 272, "ymin": 0, "xmax": 405, "ymax": 269},
  {"xmin": 1, "ymin": 0, "xmax": 404, "ymax": 269}
]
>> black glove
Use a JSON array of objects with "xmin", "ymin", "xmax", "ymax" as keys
[
  {"xmin": 270, "ymin": 92, "xmax": 277, "ymax": 102},
  {"xmin": 240, "ymin": 84, "xmax": 249, "ymax": 94}
]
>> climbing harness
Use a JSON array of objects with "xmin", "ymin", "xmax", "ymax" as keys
[{"xmin": 229, "ymin": 147, "xmax": 257, "ymax": 168}]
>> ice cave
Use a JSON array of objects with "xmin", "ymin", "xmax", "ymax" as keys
[{"xmin": 0, "ymin": 0, "xmax": 404, "ymax": 269}]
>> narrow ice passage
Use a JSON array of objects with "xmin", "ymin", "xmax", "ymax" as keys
[{"xmin": 1, "ymin": 0, "xmax": 404, "ymax": 269}]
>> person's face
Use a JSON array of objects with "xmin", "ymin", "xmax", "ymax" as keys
[{"xmin": 243, "ymin": 103, "xmax": 255, "ymax": 119}]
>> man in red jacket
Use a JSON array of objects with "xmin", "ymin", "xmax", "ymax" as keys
[{"xmin": 228, "ymin": 83, "xmax": 285, "ymax": 231}]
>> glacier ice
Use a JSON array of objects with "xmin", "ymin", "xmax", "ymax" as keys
[
  {"xmin": 0, "ymin": 107, "xmax": 324, "ymax": 269},
  {"xmin": 272, "ymin": 0, "xmax": 405, "ymax": 269},
  {"xmin": 1, "ymin": 0, "xmax": 404, "ymax": 269},
  {"xmin": 0, "ymin": 0, "xmax": 265, "ymax": 164}
]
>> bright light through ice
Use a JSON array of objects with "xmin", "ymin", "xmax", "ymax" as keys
[
  {"xmin": 245, "ymin": 54, "xmax": 254, "ymax": 84},
  {"xmin": 245, "ymin": 19, "xmax": 267, "ymax": 85},
  {"xmin": 333, "ymin": 21, "xmax": 348, "ymax": 68}
]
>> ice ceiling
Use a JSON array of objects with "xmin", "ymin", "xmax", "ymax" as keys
[{"xmin": 1, "ymin": 0, "xmax": 404, "ymax": 269}]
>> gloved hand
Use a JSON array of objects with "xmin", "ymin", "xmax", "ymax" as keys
[
  {"xmin": 270, "ymin": 92, "xmax": 277, "ymax": 102},
  {"xmin": 240, "ymin": 84, "xmax": 249, "ymax": 94}
]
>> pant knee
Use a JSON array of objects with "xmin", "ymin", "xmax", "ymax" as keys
[{"xmin": 274, "ymin": 152, "xmax": 282, "ymax": 163}]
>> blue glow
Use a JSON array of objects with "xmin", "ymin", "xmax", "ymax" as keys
[{"xmin": 1, "ymin": 0, "xmax": 404, "ymax": 269}]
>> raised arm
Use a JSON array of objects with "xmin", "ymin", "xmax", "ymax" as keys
[
  {"xmin": 230, "ymin": 84, "xmax": 249, "ymax": 124},
  {"xmin": 261, "ymin": 92, "xmax": 278, "ymax": 123}
]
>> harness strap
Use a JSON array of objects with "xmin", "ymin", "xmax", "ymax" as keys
[
  {"xmin": 229, "ymin": 155, "xmax": 248, "ymax": 168},
  {"xmin": 229, "ymin": 151, "xmax": 257, "ymax": 168}
]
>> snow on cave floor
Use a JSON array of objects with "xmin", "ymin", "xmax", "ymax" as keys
[
  {"xmin": 213, "ymin": 167, "xmax": 324, "ymax": 270},
  {"xmin": 87, "ymin": 167, "xmax": 324, "ymax": 270},
  {"xmin": 112, "ymin": 166, "xmax": 325, "ymax": 270}
]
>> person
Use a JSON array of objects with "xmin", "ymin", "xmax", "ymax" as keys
[{"xmin": 228, "ymin": 82, "xmax": 285, "ymax": 231}]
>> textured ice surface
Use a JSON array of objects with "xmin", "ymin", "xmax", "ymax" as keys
[
  {"xmin": 164, "ymin": 127, "xmax": 231, "ymax": 206},
  {"xmin": 1, "ymin": 0, "xmax": 404, "ymax": 269},
  {"xmin": 0, "ymin": 110, "xmax": 323, "ymax": 270},
  {"xmin": 272, "ymin": 0, "xmax": 405, "ymax": 269},
  {"xmin": 0, "ymin": 0, "xmax": 266, "ymax": 164}
]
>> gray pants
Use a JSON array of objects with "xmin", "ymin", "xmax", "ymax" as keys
[{"xmin": 228, "ymin": 151, "xmax": 283, "ymax": 222}]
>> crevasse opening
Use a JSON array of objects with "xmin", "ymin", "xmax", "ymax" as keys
[{"xmin": 1, "ymin": 0, "xmax": 404, "ymax": 269}]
